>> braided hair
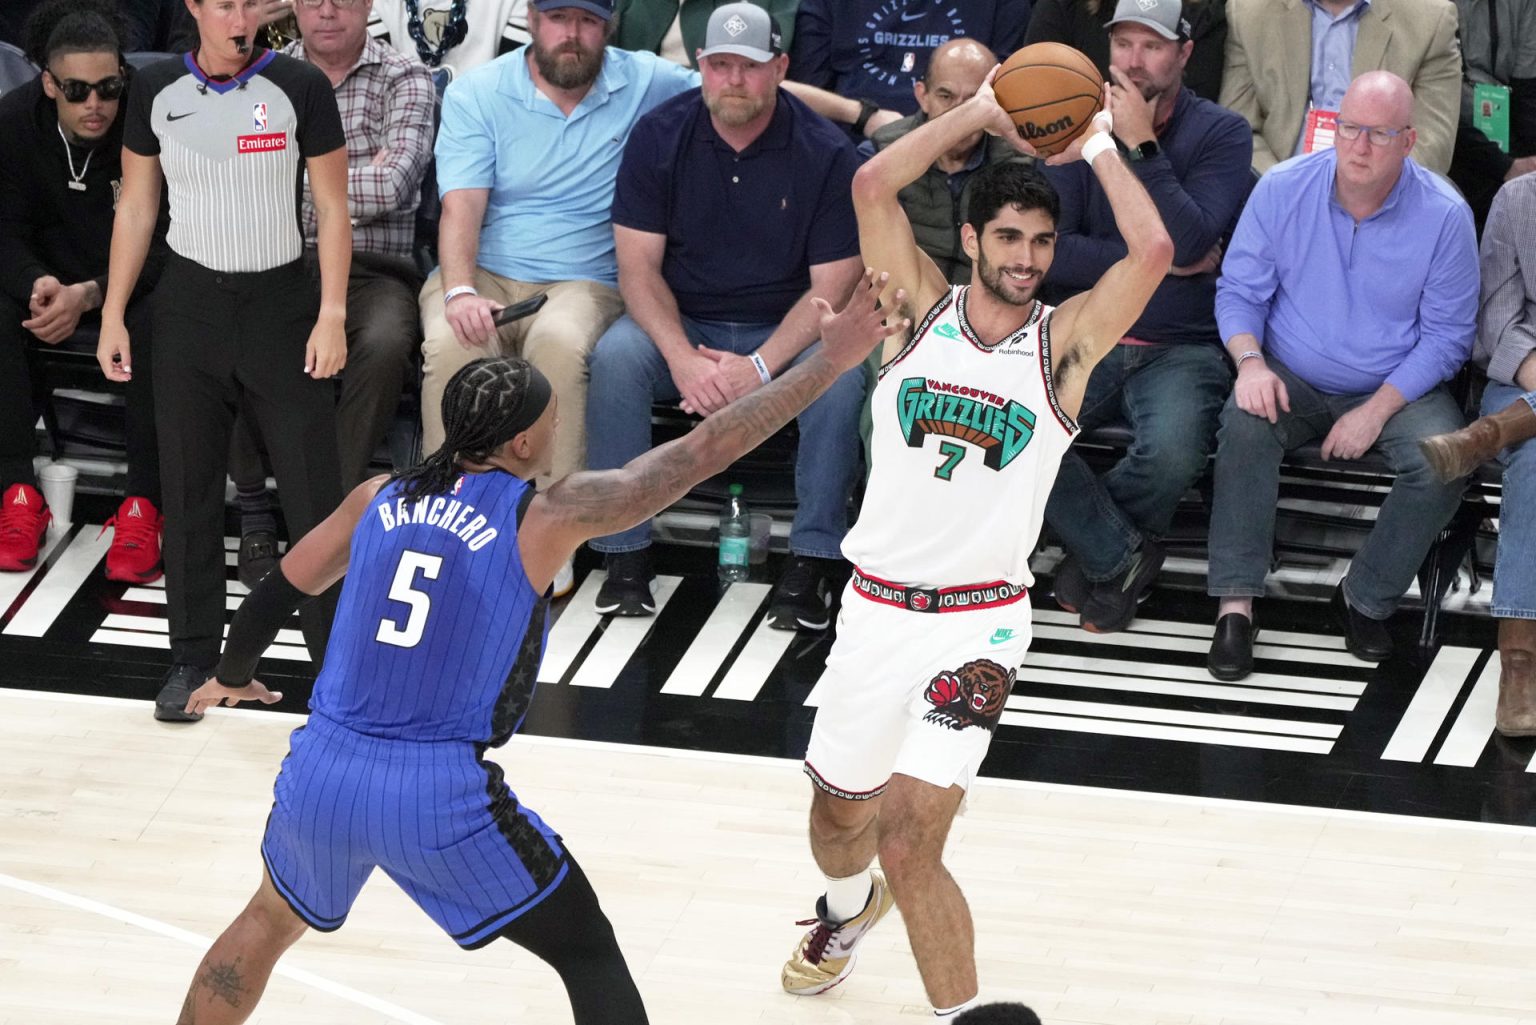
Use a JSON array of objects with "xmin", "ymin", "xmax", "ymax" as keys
[{"xmin": 392, "ymin": 357, "xmax": 550, "ymax": 501}]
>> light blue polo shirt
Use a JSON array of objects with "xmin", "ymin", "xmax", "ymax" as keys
[{"xmin": 435, "ymin": 47, "xmax": 699, "ymax": 286}]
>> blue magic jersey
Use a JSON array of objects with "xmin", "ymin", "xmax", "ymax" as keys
[{"xmin": 309, "ymin": 471, "xmax": 547, "ymax": 745}]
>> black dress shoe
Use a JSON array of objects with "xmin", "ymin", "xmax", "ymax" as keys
[
  {"xmin": 1332, "ymin": 583, "xmax": 1392, "ymax": 662},
  {"xmin": 1207, "ymin": 613, "xmax": 1256, "ymax": 681},
  {"xmin": 238, "ymin": 529, "xmax": 279, "ymax": 590}
]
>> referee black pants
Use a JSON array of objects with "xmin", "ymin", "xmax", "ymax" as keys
[{"xmin": 153, "ymin": 254, "xmax": 341, "ymax": 669}]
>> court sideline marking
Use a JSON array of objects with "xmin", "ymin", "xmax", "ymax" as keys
[
  {"xmin": 5, "ymin": 687, "xmax": 1533, "ymax": 837},
  {"xmin": 0, "ymin": 870, "xmax": 449, "ymax": 1025}
]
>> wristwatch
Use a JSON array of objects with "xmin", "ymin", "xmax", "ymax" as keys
[{"xmin": 1127, "ymin": 139, "xmax": 1162, "ymax": 162}]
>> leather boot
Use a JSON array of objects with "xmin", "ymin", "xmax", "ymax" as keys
[
  {"xmin": 1496, "ymin": 618, "xmax": 1536, "ymax": 738},
  {"xmin": 1418, "ymin": 398, "xmax": 1536, "ymax": 483}
]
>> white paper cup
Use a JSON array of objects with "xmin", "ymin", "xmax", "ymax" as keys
[{"xmin": 37, "ymin": 463, "xmax": 77, "ymax": 528}]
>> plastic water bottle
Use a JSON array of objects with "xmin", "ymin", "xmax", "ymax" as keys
[{"xmin": 718, "ymin": 483, "xmax": 750, "ymax": 582}]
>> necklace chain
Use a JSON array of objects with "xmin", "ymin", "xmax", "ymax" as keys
[
  {"xmin": 57, "ymin": 122, "xmax": 93, "ymax": 191},
  {"xmin": 404, "ymin": 0, "xmax": 470, "ymax": 68}
]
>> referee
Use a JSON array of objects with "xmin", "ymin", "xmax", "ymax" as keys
[{"xmin": 99, "ymin": 0, "xmax": 351, "ymax": 722}]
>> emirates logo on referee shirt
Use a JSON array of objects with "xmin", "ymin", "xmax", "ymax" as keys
[{"xmin": 237, "ymin": 133, "xmax": 287, "ymax": 153}]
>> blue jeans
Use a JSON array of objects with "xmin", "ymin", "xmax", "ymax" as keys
[
  {"xmin": 1207, "ymin": 356, "xmax": 1466, "ymax": 620},
  {"xmin": 584, "ymin": 313, "xmax": 866, "ymax": 558},
  {"xmin": 1483, "ymin": 382, "xmax": 1536, "ymax": 619},
  {"xmin": 1044, "ymin": 342, "xmax": 1231, "ymax": 579}
]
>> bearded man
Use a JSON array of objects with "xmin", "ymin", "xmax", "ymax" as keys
[
  {"xmin": 582, "ymin": 1, "xmax": 864, "ymax": 630},
  {"xmin": 418, "ymin": 0, "xmax": 695, "ymax": 600}
]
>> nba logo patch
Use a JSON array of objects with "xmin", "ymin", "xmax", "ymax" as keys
[
  {"xmin": 252, "ymin": 102, "xmax": 268, "ymax": 131},
  {"xmin": 452, "ymin": 475, "xmax": 465, "ymax": 495},
  {"xmin": 901, "ymin": 51, "xmax": 915, "ymax": 73}
]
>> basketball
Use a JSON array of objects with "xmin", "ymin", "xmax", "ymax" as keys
[{"xmin": 992, "ymin": 42, "xmax": 1105, "ymax": 157}]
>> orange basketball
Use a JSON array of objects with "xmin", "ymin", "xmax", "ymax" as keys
[{"xmin": 992, "ymin": 42, "xmax": 1105, "ymax": 157}]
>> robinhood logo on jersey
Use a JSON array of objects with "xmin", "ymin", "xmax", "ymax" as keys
[{"xmin": 896, "ymin": 377, "xmax": 1036, "ymax": 470}]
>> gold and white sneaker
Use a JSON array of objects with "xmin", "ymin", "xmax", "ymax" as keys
[{"xmin": 780, "ymin": 870, "xmax": 895, "ymax": 995}]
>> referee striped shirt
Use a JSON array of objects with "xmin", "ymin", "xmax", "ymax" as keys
[{"xmin": 124, "ymin": 50, "xmax": 346, "ymax": 273}]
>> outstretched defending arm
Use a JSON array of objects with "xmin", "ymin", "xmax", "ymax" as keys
[
  {"xmin": 1043, "ymin": 106, "xmax": 1174, "ymax": 415},
  {"xmin": 183, "ymin": 476, "xmax": 390, "ymax": 714},
  {"xmin": 519, "ymin": 271, "xmax": 908, "ymax": 570}
]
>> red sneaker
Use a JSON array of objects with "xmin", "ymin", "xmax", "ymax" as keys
[
  {"xmin": 103, "ymin": 495, "xmax": 164, "ymax": 583},
  {"xmin": 0, "ymin": 483, "xmax": 51, "ymax": 572}
]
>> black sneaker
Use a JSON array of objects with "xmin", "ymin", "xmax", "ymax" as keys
[
  {"xmin": 1080, "ymin": 538, "xmax": 1166, "ymax": 634},
  {"xmin": 595, "ymin": 549, "xmax": 655, "ymax": 616},
  {"xmin": 154, "ymin": 663, "xmax": 208, "ymax": 722},
  {"xmin": 1052, "ymin": 553, "xmax": 1090, "ymax": 614},
  {"xmin": 767, "ymin": 556, "xmax": 836, "ymax": 632},
  {"xmin": 238, "ymin": 529, "xmax": 279, "ymax": 590}
]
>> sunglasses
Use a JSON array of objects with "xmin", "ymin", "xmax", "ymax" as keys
[{"xmin": 47, "ymin": 71, "xmax": 127, "ymax": 103}]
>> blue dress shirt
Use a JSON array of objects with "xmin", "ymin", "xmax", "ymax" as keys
[{"xmin": 1215, "ymin": 148, "xmax": 1478, "ymax": 402}]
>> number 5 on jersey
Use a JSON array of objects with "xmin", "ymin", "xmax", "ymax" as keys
[{"xmin": 377, "ymin": 550, "xmax": 444, "ymax": 648}]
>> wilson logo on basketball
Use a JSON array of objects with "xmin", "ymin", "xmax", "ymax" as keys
[
  {"xmin": 237, "ymin": 133, "xmax": 287, "ymax": 153},
  {"xmin": 1020, "ymin": 115, "xmax": 1076, "ymax": 140}
]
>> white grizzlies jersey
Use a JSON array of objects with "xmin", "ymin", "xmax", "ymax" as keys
[{"xmin": 842, "ymin": 285, "xmax": 1079, "ymax": 590}]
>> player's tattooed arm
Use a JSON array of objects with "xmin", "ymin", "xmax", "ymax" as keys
[{"xmin": 528, "ymin": 271, "xmax": 906, "ymax": 548}]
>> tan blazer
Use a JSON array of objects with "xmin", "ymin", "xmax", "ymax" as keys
[{"xmin": 1220, "ymin": 0, "xmax": 1462, "ymax": 174}]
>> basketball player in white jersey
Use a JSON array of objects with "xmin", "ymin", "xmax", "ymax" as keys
[{"xmin": 780, "ymin": 76, "xmax": 1174, "ymax": 1015}]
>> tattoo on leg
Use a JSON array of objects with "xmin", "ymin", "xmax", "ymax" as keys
[{"xmin": 197, "ymin": 957, "xmax": 247, "ymax": 1009}]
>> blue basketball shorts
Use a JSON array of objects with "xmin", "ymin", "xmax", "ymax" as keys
[{"xmin": 261, "ymin": 714, "xmax": 569, "ymax": 949}]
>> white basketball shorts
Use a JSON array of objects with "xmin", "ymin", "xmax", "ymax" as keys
[{"xmin": 804, "ymin": 571, "xmax": 1032, "ymax": 800}]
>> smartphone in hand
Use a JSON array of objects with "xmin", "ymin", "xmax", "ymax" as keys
[{"xmin": 493, "ymin": 293, "xmax": 548, "ymax": 327}]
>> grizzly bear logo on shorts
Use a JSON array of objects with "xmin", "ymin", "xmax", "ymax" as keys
[{"xmin": 922, "ymin": 659, "xmax": 1016, "ymax": 733}]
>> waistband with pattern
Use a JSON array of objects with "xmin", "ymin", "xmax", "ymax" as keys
[{"xmin": 851, "ymin": 568, "xmax": 1027, "ymax": 613}]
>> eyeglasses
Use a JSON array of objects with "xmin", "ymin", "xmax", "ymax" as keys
[
  {"xmin": 295, "ymin": 0, "xmax": 364, "ymax": 8},
  {"xmin": 1335, "ymin": 120, "xmax": 1408, "ymax": 146},
  {"xmin": 47, "ymin": 71, "xmax": 126, "ymax": 103}
]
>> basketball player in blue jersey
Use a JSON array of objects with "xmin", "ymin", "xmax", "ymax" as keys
[
  {"xmin": 166, "ymin": 273, "xmax": 907, "ymax": 1025},
  {"xmin": 779, "ymin": 77, "xmax": 1174, "ymax": 1016}
]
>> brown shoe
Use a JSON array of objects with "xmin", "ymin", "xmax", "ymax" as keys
[
  {"xmin": 1418, "ymin": 399, "xmax": 1536, "ymax": 483},
  {"xmin": 1496, "ymin": 619, "xmax": 1536, "ymax": 738}
]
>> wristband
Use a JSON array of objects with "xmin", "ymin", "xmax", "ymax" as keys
[
  {"xmin": 443, "ymin": 285, "xmax": 479, "ymax": 305},
  {"xmin": 852, "ymin": 98, "xmax": 879, "ymax": 136},
  {"xmin": 749, "ymin": 352, "xmax": 771, "ymax": 385},
  {"xmin": 1235, "ymin": 350, "xmax": 1264, "ymax": 368},
  {"xmin": 1081, "ymin": 131, "xmax": 1118, "ymax": 166}
]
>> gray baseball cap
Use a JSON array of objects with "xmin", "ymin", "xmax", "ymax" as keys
[
  {"xmin": 1106, "ymin": 0, "xmax": 1190, "ymax": 41},
  {"xmin": 697, "ymin": 2, "xmax": 785, "ymax": 63}
]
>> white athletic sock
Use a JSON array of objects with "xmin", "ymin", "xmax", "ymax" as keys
[
  {"xmin": 821, "ymin": 870, "xmax": 872, "ymax": 923},
  {"xmin": 933, "ymin": 996, "xmax": 981, "ymax": 1017}
]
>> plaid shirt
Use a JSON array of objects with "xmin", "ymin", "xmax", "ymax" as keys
[{"xmin": 285, "ymin": 38, "xmax": 435, "ymax": 259}]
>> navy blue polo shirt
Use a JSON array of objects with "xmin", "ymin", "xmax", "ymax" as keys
[{"xmin": 610, "ymin": 88, "xmax": 861, "ymax": 324}]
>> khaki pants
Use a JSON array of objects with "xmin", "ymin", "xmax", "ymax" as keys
[{"xmin": 419, "ymin": 268, "xmax": 623, "ymax": 485}]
